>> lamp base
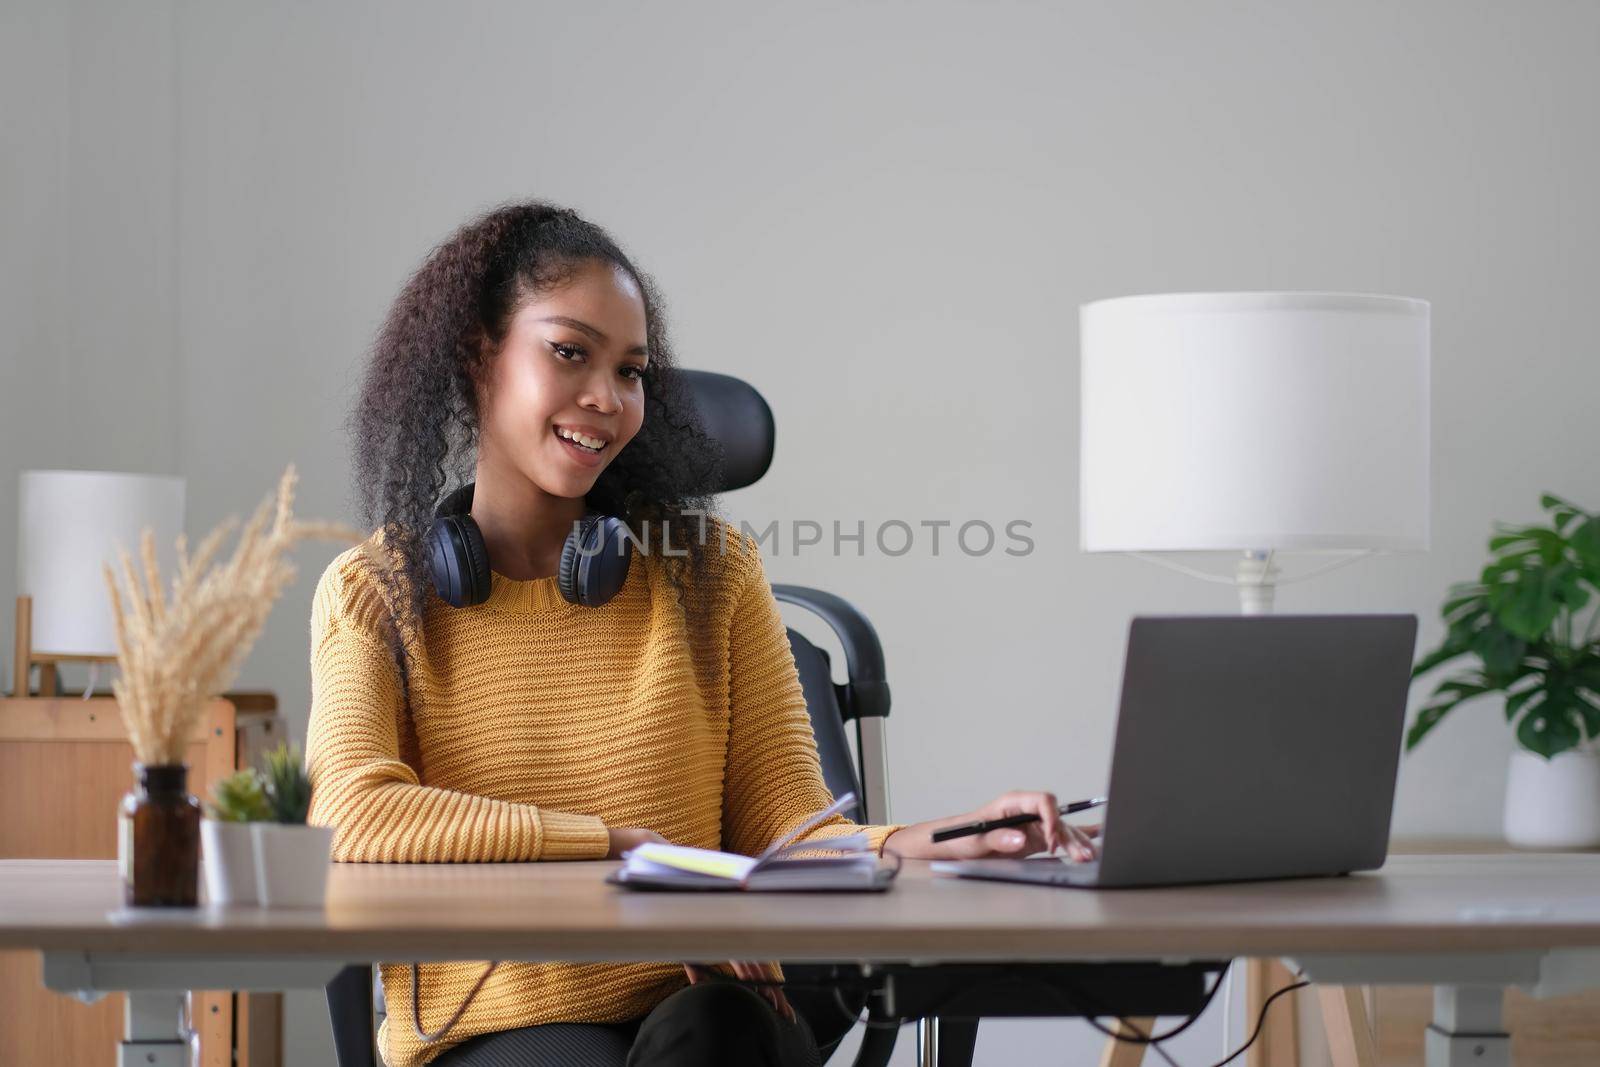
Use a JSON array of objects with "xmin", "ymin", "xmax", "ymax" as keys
[
  {"xmin": 11, "ymin": 596, "xmax": 118, "ymax": 698},
  {"xmin": 1235, "ymin": 550, "xmax": 1280, "ymax": 615}
]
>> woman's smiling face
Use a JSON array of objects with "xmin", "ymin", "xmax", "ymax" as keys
[{"xmin": 477, "ymin": 258, "xmax": 650, "ymax": 501}]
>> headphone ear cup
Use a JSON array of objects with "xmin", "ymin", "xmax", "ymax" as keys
[
  {"xmin": 559, "ymin": 514, "xmax": 632, "ymax": 607},
  {"xmin": 557, "ymin": 522, "xmax": 584, "ymax": 606},
  {"xmin": 458, "ymin": 514, "xmax": 491, "ymax": 605},
  {"xmin": 427, "ymin": 513, "xmax": 492, "ymax": 608}
]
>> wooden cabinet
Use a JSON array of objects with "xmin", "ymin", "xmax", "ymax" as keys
[{"xmin": 0, "ymin": 694, "xmax": 285, "ymax": 1066}]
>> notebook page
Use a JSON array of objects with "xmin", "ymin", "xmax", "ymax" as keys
[
  {"xmin": 752, "ymin": 792, "xmax": 859, "ymax": 869},
  {"xmin": 767, "ymin": 832, "xmax": 871, "ymax": 862},
  {"xmin": 626, "ymin": 843, "xmax": 757, "ymax": 881}
]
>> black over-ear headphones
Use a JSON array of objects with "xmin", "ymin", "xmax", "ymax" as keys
[{"xmin": 425, "ymin": 484, "xmax": 632, "ymax": 609}]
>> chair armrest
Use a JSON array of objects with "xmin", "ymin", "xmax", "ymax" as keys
[{"xmin": 771, "ymin": 584, "xmax": 891, "ymax": 721}]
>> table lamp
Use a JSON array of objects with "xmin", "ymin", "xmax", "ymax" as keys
[
  {"xmin": 14, "ymin": 470, "xmax": 185, "ymax": 697},
  {"xmin": 1079, "ymin": 291, "xmax": 1430, "ymax": 612}
]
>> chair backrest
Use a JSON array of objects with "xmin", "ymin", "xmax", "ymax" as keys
[
  {"xmin": 678, "ymin": 369, "xmax": 885, "ymax": 823},
  {"xmin": 786, "ymin": 633, "xmax": 865, "ymax": 823}
]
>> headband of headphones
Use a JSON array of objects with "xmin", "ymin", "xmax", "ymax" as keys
[{"xmin": 425, "ymin": 484, "xmax": 631, "ymax": 608}]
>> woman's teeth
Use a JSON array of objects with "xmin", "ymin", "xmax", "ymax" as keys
[{"xmin": 556, "ymin": 427, "xmax": 605, "ymax": 453}]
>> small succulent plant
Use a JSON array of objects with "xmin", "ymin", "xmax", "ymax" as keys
[
  {"xmin": 206, "ymin": 768, "xmax": 272, "ymax": 823},
  {"xmin": 260, "ymin": 741, "xmax": 313, "ymax": 824}
]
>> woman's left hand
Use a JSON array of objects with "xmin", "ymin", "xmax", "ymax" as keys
[
  {"xmin": 883, "ymin": 790, "xmax": 1101, "ymax": 862},
  {"xmin": 684, "ymin": 961, "xmax": 796, "ymax": 1023}
]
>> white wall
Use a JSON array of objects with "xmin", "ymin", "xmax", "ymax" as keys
[
  {"xmin": 1, "ymin": 0, "xmax": 181, "ymax": 693},
  {"xmin": 6, "ymin": 1, "xmax": 1600, "ymax": 1063}
]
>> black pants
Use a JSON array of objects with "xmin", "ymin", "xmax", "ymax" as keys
[{"xmin": 433, "ymin": 965, "xmax": 863, "ymax": 1067}]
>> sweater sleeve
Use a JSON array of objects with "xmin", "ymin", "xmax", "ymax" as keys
[
  {"xmin": 718, "ymin": 533, "xmax": 904, "ymax": 858},
  {"xmin": 305, "ymin": 548, "xmax": 610, "ymax": 863}
]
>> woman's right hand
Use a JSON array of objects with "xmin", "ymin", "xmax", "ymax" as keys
[{"xmin": 606, "ymin": 827, "xmax": 666, "ymax": 858}]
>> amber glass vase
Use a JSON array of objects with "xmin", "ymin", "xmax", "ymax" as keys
[{"xmin": 119, "ymin": 763, "xmax": 201, "ymax": 907}]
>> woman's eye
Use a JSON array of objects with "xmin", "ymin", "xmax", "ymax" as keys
[
  {"xmin": 551, "ymin": 342, "xmax": 585, "ymax": 361},
  {"xmin": 622, "ymin": 365, "xmax": 647, "ymax": 381}
]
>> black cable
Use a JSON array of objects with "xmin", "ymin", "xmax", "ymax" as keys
[
  {"xmin": 1048, "ymin": 962, "xmax": 1229, "ymax": 1046},
  {"xmin": 1096, "ymin": 1015, "xmax": 1181, "ymax": 1067},
  {"xmin": 1205, "ymin": 977, "xmax": 1308, "ymax": 1067}
]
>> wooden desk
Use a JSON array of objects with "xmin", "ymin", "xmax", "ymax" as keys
[
  {"xmin": 1246, "ymin": 841, "xmax": 1600, "ymax": 1067},
  {"xmin": 2, "ymin": 855, "xmax": 1599, "ymax": 1066}
]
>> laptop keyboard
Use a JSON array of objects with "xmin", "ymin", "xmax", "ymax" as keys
[
  {"xmin": 932, "ymin": 857, "xmax": 1101, "ymax": 886},
  {"xmin": 1026, "ymin": 858, "xmax": 1100, "ymax": 884}
]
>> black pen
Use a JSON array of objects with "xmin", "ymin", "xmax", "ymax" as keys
[{"xmin": 929, "ymin": 797, "xmax": 1108, "ymax": 843}]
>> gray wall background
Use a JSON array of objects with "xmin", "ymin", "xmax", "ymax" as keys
[{"xmin": 5, "ymin": 1, "xmax": 1598, "ymax": 1063}]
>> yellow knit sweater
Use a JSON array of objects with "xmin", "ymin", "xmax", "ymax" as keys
[{"xmin": 306, "ymin": 520, "xmax": 900, "ymax": 1066}]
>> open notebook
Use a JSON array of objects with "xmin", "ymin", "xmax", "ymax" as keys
[{"xmin": 606, "ymin": 792, "xmax": 898, "ymax": 892}]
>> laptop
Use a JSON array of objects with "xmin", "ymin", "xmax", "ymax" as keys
[{"xmin": 932, "ymin": 614, "xmax": 1418, "ymax": 889}]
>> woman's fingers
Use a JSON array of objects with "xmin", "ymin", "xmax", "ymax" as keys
[
  {"xmin": 756, "ymin": 962, "xmax": 797, "ymax": 1023},
  {"xmin": 979, "ymin": 827, "xmax": 1031, "ymax": 854},
  {"xmin": 1059, "ymin": 820, "xmax": 1097, "ymax": 862},
  {"xmin": 728, "ymin": 961, "xmax": 795, "ymax": 1023},
  {"xmin": 1036, "ymin": 793, "xmax": 1061, "ymax": 853}
]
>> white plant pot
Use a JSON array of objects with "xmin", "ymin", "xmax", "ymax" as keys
[
  {"xmin": 1503, "ymin": 748, "xmax": 1600, "ymax": 850},
  {"xmin": 201, "ymin": 819, "xmax": 260, "ymax": 905},
  {"xmin": 251, "ymin": 823, "xmax": 336, "ymax": 908}
]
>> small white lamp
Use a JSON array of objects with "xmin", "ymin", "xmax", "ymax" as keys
[
  {"xmin": 15, "ymin": 470, "xmax": 185, "ymax": 696},
  {"xmin": 1079, "ymin": 291, "xmax": 1430, "ymax": 612}
]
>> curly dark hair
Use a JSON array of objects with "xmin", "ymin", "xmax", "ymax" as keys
[{"xmin": 349, "ymin": 200, "xmax": 727, "ymax": 701}]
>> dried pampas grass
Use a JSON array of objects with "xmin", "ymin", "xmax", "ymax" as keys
[{"xmin": 102, "ymin": 464, "xmax": 361, "ymax": 765}]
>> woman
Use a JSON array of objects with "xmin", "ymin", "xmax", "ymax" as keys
[{"xmin": 306, "ymin": 200, "xmax": 1098, "ymax": 1067}]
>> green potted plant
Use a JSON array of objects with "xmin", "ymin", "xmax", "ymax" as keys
[
  {"xmin": 1407, "ymin": 493, "xmax": 1600, "ymax": 848},
  {"xmin": 249, "ymin": 742, "xmax": 335, "ymax": 907},
  {"xmin": 201, "ymin": 769, "xmax": 272, "ymax": 904}
]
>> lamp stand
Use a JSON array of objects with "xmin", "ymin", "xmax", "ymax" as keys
[
  {"xmin": 1235, "ymin": 550, "xmax": 1280, "ymax": 615},
  {"xmin": 11, "ymin": 596, "xmax": 117, "ymax": 699}
]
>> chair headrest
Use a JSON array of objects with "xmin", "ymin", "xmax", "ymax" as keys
[{"xmin": 680, "ymin": 369, "xmax": 774, "ymax": 492}]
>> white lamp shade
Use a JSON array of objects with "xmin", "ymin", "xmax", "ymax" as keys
[
  {"xmin": 1079, "ymin": 292, "xmax": 1429, "ymax": 553},
  {"xmin": 18, "ymin": 471, "xmax": 186, "ymax": 657}
]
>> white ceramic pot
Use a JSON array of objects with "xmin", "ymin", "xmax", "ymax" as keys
[
  {"xmin": 251, "ymin": 823, "xmax": 336, "ymax": 908},
  {"xmin": 1503, "ymin": 748, "xmax": 1600, "ymax": 850},
  {"xmin": 201, "ymin": 819, "xmax": 260, "ymax": 905}
]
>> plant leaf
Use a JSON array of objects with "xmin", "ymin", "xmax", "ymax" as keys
[
  {"xmin": 1412, "ymin": 643, "xmax": 1469, "ymax": 679},
  {"xmin": 1488, "ymin": 526, "xmax": 1565, "ymax": 561},
  {"xmin": 1516, "ymin": 696, "xmax": 1583, "ymax": 758},
  {"xmin": 1549, "ymin": 562, "xmax": 1591, "ymax": 612},
  {"xmin": 1571, "ymin": 517, "xmax": 1600, "ymax": 582},
  {"xmin": 1495, "ymin": 569, "xmax": 1562, "ymax": 642},
  {"xmin": 1504, "ymin": 686, "xmax": 1543, "ymax": 724},
  {"xmin": 1405, "ymin": 678, "xmax": 1496, "ymax": 751},
  {"xmin": 1576, "ymin": 690, "xmax": 1600, "ymax": 743},
  {"xmin": 1472, "ymin": 627, "xmax": 1528, "ymax": 683}
]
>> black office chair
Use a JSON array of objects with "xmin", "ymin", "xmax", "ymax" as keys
[{"xmin": 326, "ymin": 370, "xmax": 1222, "ymax": 1067}]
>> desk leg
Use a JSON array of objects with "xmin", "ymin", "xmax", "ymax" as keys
[
  {"xmin": 915, "ymin": 1017, "xmax": 978, "ymax": 1066},
  {"xmin": 1424, "ymin": 986, "xmax": 1510, "ymax": 1067},
  {"xmin": 121, "ymin": 992, "xmax": 189, "ymax": 1067},
  {"xmin": 1318, "ymin": 985, "xmax": 1377, "ymax": 1067},
  {"xmin": 1246, "ymin": 959, "xmax": 1299, "ymax": 1067},
  {"xmin": 1097, "ymin": 1017, "xmax": 1154, "ymax": 1067}
]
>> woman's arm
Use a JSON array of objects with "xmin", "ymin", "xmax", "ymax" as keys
[{"xmin": 305, "ymin": 562, "xmax": 611, "ymax": 863}]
